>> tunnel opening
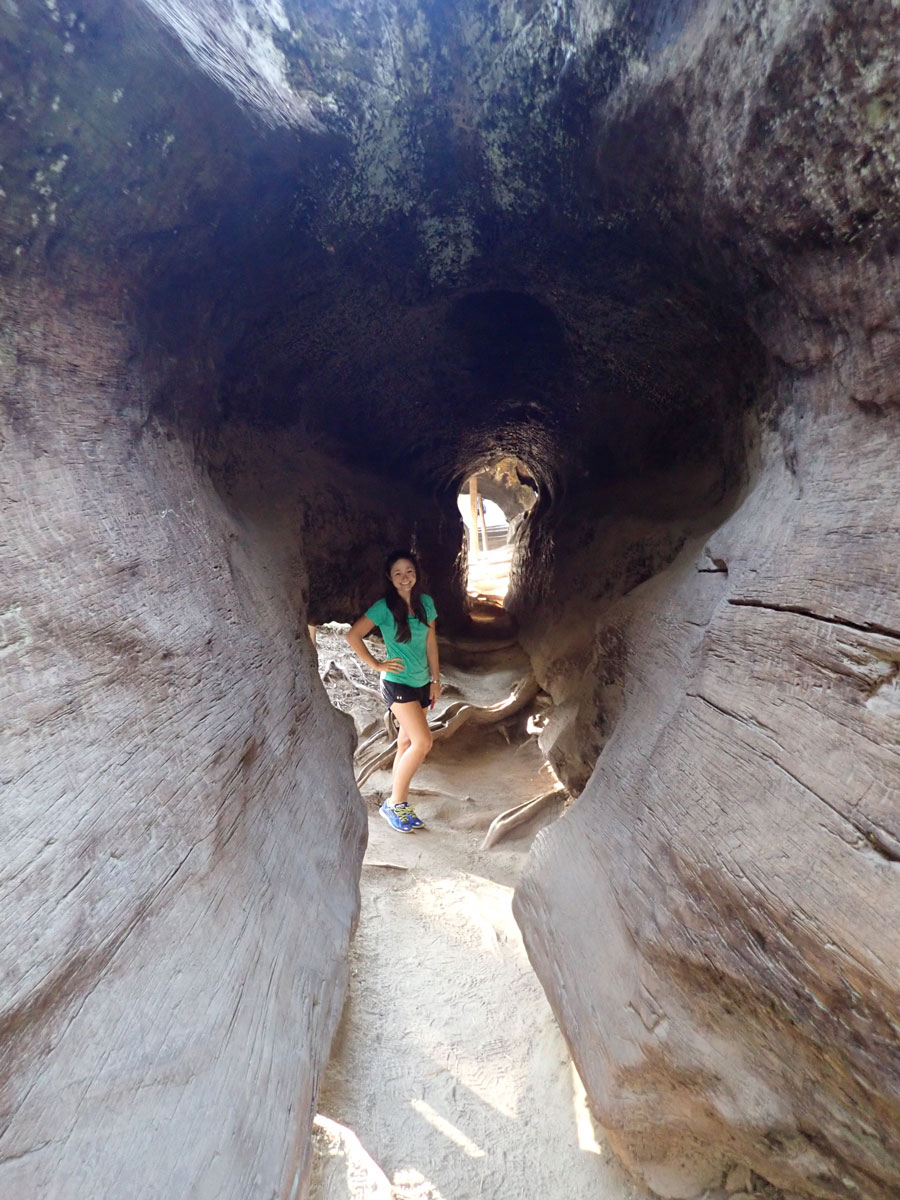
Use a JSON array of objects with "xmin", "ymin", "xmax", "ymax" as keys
[
  {"xmin": 119, "ymin": 37, "xmax": 767, "ymax": 1194},
  {"xmin": 456, "ymin": 456, "xmax": 538, "ymax": 619},
  {"xmin": 131, "ymin": 128, "xmax": 768, "ymax": 1181}
]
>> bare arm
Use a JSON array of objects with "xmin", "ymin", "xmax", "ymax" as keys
[
  {"xmin": 426, "ymin": 622, "xmax": 441, "ymax": 700},
  {"xmin": 344, "ymin": 615, "xmax": 404, "ymax": 675}
]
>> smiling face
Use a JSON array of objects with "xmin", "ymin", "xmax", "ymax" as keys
[{"xmin": 388, "ymin": 557, "xmax": 417, "ymax": 596}]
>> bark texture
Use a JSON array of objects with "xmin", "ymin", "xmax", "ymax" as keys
[
  {"xmin": 512, "ymin": 5, "xmax": 900, "ymax": 1196},
  {"xmin": 0, "ymin": 278, "xmax": 368, "ymax": 1197},
  {"xmin": 517, "ymin": 406, "xmax": 900, "ymax": 1198}
]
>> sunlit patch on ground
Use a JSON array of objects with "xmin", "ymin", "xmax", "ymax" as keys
[
  {"xmin": 410, "ymin": 1099, "xmax": 486, "ymax": 1158},
  {"xmin": 571, "ymin": 1063, "xmax": 605, "ymax": 1156},
  {"xmin": 391, "ymin": 1167, "xmax": 447, "ymax": 1200}
]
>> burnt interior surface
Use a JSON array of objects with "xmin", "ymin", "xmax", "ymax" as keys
[
  {"xmin": 138, "ymin": 135, "xmax": 758, "ymax": 608},
  {"xmin": 0, "ymin": 0, "xmax": 774, "ymax": 635}
]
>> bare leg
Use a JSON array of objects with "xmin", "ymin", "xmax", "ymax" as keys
[
  {"xmin": 393, "ymin": 725, "xmax": 411, "ymax": 778},
  {"xmin": 389, "ymin": 701, "xmax": 433, "ymax": 809}
]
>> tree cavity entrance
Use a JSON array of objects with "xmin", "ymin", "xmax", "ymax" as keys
[{"xmin": 457, "ymin": 458, "xmax": 537, "ymax": 613}]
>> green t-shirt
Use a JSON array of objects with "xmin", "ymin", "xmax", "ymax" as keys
[{"xmin": 365, "ymin": 594, "xmax": 437, "ymax": 686}]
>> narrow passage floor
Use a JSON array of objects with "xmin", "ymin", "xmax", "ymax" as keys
[{"xmin": 310, "ymin": 635, "xmax": 648, "ymax": 1200}]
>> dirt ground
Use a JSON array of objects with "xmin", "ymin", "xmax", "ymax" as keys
[{"xmin": 308, "ymin": 627, "xmax": 648, "ymax": 1200}]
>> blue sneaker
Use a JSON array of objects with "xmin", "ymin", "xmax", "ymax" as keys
[
  {"xmin": 380, "ymin": 801, "xmax": 414, "ymax": 833},
  {"xmin": 394, "ymin": 801, "xmax": 425, "ymax": 830}
]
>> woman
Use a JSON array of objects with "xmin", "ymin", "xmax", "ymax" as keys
[{"xmin": 345, "ymin": 550, "xmax": 442, "ymax": 833}]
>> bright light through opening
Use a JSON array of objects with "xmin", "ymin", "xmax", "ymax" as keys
[
  {"xmin": 458, "ymin": 461, "xmax": 535, "ymax": 606},
  {"xmin": 457, "ymin": 490, "xmax": 512, "ymax": 603}
]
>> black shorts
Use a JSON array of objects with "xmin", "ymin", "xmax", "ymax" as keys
[{"xmin": 381, "ymin": 679, "xmax": 431, "ymax": 709}]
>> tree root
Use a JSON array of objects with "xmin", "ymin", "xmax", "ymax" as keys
[
  {"xmin": 481, "ymin": 788, "xmax": 567, "ymax": 850},
  {"xmin": 355, "ymin": 673, "xmax": 540, "ymax": 788},
  {"xmin": 443, "ymin": 636, "xmax": 520, "ymax": 654},
  {"xmin": 321, "ymin": 657, "xmax": 382, "ymax": 700}
]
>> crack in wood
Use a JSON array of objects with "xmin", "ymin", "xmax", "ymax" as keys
[
  {"xmin": 728, "ymin": 598, "xmax": 900, "ymax": 643},
  {"xmin": 687, "ymin": 690, "xmax": 778, "ymax": 738},
  {"xmin": 0, "ymin": 1139, "xmax": 55, "ymax": 1166},
  {"xmin": 692, "ymin": 693, "xmax": 900, "ymax": 865}
]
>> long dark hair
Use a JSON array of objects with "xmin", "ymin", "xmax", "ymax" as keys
[{"xmin": 384, "ymin": 549, "xmax": 428, "ymax": 642}]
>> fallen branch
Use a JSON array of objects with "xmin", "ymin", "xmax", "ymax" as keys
[{"xmin": 481, "ymin": 788, "xmax": 567, "ymax": 849}]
